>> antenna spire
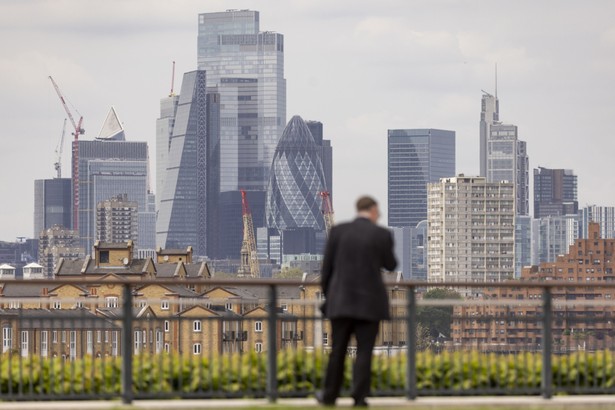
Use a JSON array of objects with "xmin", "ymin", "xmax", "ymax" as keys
[
  {"xmin": 169, "ymin": 61, "xmax": 176, "ymax": 97},
  {"xmin": 495, "ymin": 63, "xmax": 498, "ymax": 99}
]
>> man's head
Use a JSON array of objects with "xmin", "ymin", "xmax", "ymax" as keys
[{"xmin": 356, "ymin": 196, "xmax": 380, "ymax": 223}]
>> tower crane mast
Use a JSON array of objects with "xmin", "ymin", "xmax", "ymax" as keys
[
  {"xmin": 238, "ymin": 190, "xmax": 260, "ymax": 278},
  {"xmin": 54, "ymin": 119, "xmax": 67, "ymax": 178},
  {"xmin": 48, "ymin": 76, "xmax": 84, "ymax": 230}
]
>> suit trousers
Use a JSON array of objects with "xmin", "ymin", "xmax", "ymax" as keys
[{"xmin": 323, "ymin": 318, "xmax": 380, "ymax": 403}]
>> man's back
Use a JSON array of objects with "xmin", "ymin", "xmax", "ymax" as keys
[{"xmin": 321, "ymin": 217, "xmax": 397, "ymax": 321}]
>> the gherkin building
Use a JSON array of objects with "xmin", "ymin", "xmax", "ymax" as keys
[{"xmin": 266, "ymin": 115, "xmax": 327, "ymax": 231}]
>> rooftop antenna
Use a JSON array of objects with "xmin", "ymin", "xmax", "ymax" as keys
[
  {"xmin": 495, "ymin": 63, "xmax": 498, "ymax": 99},
  {"xmin": 169, "ymin": 61, "xmax": 176, "ymax": 97}
]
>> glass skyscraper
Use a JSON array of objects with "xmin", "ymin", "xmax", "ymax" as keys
[
  {"xmin": 156, "ymin": 70, "xmax": 220, "ymax": 257},
  {"xmin": 33, "ymin": 178, "xmax": 72, "ymax": 237},
  {"xmin": 266, "ymin": 115, "xmax": 326, "ymax": 232},
  {"xmin": 197, "ymin": 10, "xmax": 286, "ymax": 193},
  {"xmin": 487, "ymin": 124, "xmax": 529, "ymax": 216},
  {"xmin": 77, "ymin": 140, "xmax": 149, "ymax": 253},
  {"xmin": 534, "ymin": 167, "xmax": 578, "ymax": 218},
  {"xmin": 479, "ymin": 91, "xmax": 499, "ymax": 177},
  {"xmin": 387, "ymin": 129, "xmax": 455, "ymax": 228}
]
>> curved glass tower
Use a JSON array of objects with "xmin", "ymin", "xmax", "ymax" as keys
[{"xmin": 266, "ymin": 115, "xmax": 326, "ymax": 231}]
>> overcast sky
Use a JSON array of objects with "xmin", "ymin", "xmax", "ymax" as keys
[{"xmin": 1, "ymin": 0, "xmax": 615, "ymax": 241}]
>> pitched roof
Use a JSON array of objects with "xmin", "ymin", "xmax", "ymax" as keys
[{"xmin": 1, "ymin": 283, "xmax": 47, "ymax": 297}]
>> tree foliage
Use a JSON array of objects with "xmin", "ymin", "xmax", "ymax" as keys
[{"xmin": 416, "ymin": 288, "xmax": 462, "ymax": 339}]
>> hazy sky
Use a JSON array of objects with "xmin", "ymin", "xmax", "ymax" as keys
[{"xmin": 1, "ymin": 0, "xmax": 615, "ymax": 241}]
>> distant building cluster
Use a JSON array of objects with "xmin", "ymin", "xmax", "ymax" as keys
[{"xmin": 26, "ymin": 9, "xmax": 334, "ymax": 280}]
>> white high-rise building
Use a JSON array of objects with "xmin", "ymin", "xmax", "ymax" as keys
[
  {"xmin": 427, "ymin": 176, "xmax": 515, "ymax": 296},
  {"xmin": 479, "ymin": 91, "xmax": 499, "ymax": 177}
]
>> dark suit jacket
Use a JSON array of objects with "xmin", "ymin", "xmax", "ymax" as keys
[{"xmin": 321, "ymin": 217, "xmax": 397, "ymax": 321}]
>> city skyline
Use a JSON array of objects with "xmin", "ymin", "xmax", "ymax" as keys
[{"xmin": 2, "ymin": 1, "xmax": 615, "ymax": 241}]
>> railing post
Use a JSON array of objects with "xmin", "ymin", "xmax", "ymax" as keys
[
  {"xmin": 542, "ymin": 286, "xmax": 553, "ymax": 399},
  {"xmin": 121, "ymin": 283, "xmax": 133, "ymax": 404},
  {"xmin": 406, "ymin": 285, "xmax": 417, "ymax": 400},
  {"xmin": 267, "ymin": 284, "xmax": 278, "ymax": 403}
]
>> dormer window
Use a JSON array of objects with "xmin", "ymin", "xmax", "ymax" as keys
[{"xmin": 100, "ymin": 251, "xmax": 109, "ymax": 263}]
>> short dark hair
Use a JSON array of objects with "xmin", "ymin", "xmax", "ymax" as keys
[{"xmin": 356, "ymin": 196, "xmax": 378, "ymax": 212}]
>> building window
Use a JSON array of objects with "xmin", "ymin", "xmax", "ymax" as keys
[
  {"xmin": 281, "ymin": 304, "xmax": 288, "ymax": 312},
  {"xmin": 255, "ymin": 321, "xmax": 263, "ymax": 332},
  {"xmin": 100, "ymin": 251, "xmax": 109, "ymax": 263},
  {"xmin": 164, "ymin": 343, "xmax": 170, "ymax": 353},
  {"xmin": 52, "ymin": 300, "xmax": 61, "ymax": 309},
  {"xmin": 161, "ymin": 300, "xmax": 170, "ymax": 310},
  {"xmin": 193, "ymin": 343, "xmax": 202, "ymax": 355},
  {"xmin": 255, "ymin": 342, "xmax": 263, "ymax": 353},
  {"xmin": 225, "ymin": 303, "xmax": 233, "ymax": 311},
  {"xmin": 323, "ymin": 332, "xmax": 329, "ymax": 345},
  {"xmin": 96, "ymin": 330, "xmax": 101, "ymax": 343},
  {"xmin": 41, "ymin": 331, "xmax": 48, "ymax": 357},
  {"xmin": 106, "ymin": 296, "xmax": 119, "ymax": 308},
  {"xmin": 2, "ymin": 327, "xmax": 12, "ymax": 353},
  {"xmin": 52, "ymin": 331, "xmax": 58, "ymax": 343},
  {"xmin": 193, "ymin": 321, "xmax": 202, "ymax": 332},
  {"xmin": 164, "ymin": 320, "xmax": 170, "ymax": 332}
]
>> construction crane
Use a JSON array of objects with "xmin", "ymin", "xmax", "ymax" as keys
[
  {"xmin": 53, "ymin": 119, "xmax": 67, "ymax": 178},
  {"xmin": 238, "ymin": 190, "xmax": 260, "ymax": 278},
  {"xmin": 320, "ymin": 191, "xmax": 335, "ymax": 236},
  {"xmin": 49, "ymin": 76, "xmax": 85, "ymax": 230}
]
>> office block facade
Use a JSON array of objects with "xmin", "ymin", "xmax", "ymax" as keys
[
  {"xmin": 536, "ymin": 215, "xmax": 579, "ymax": 264},
  {"xmin": 534, "ymin": 167, "xmax": 578, "ymax": 218},
  {"xmin": 427, "ymin": 176, "xmax": 515, "ymax": 294},
  {"xmin": 156, "ymin": 70, "xmax": 220, "ymax": 257},
  {"xmin": 76, "ymin": 140, "xmax": 149, "ymax": 254},
  {"xmin": 197, "ymin": 10, "xmax": 286, "ymax": 193},
  {"xmin": 155, "ymin": 95, "xmax": 179, "ymax": 214},
  {"xmin": 33, "ymin": 178, "xmax": 72, "ymax": 237},
  {"xmin": 487, "ymin": 123, "xmax": 529, "ymax": 216},
  {"xmin": 306, "ymin": 120, "xmax": 333, "ymax": 198},
  {"xmin": 388, "ymin": 129, "xmax": 455, "ymax": 228},
  {"xmin": 579, "ymin": 206, "xmax": 615, "ymax": 239}
]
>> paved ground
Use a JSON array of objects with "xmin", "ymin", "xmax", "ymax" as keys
[{"xmin": 2, "ymin": 396, "xmax": 615, "ymax": 409}]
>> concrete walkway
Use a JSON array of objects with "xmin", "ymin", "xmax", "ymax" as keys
[{"xmin": 1, "ymin": 396, "xmax": 615, "ymax": 409}]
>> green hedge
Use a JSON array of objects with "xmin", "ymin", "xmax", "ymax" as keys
[{"xmin": 2, "ymin": 350, "xmax": 615, "ymax": 396}]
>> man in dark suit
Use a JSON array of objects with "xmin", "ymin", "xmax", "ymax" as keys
[{"xmin": 318, "ymin": 196, "xmax": 397, "ymax": 407}]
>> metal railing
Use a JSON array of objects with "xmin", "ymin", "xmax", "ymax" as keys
[{"xmin": 2, "ymin": 279, "xmax": 615, "ymax": 402}]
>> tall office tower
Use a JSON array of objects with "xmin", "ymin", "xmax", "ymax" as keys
[
  {"xmin": 33, "ymin": 178, "xmax": 72, "ymax": 237},
  {"xmin": 96, "ymin": 194, "xmax": 139, "ymax": 244},
  {"xmin": 38, "ymin": 225, "xmax": 84, "ymax": 277},
  {"xmin": 266, "ymin": 115, "xmax": 327, "ymax": 256},
  {"xmin": 156, "ymin": 70, "xmax": 220, "ymax": 257},
  {"xmin": 76, "ymin": 138, "xmax": 149, "ymax": 254},
  {"xmin": 427, "ymin": 176, "xmax": 515, "ymax": 295},
  {"xmin": 306, "ymin": 120, "xmax": 333, "ymax": 198},
  {"xmin": 138, "ymin": 192, "xmax": 156, "ymax": 250},
  {"xmin": 155, "ymin": 94, "xmax": 179, "ymax": 214},
  {"xmin": 514, "ymin": 215, "xmax": 535, "ymax": 278},
  {"xmin": 388, "ymin": 129, "xmax": 455, "ymax": 228},
  {"xmin": 479, "ymin": 91, "xmax": 499, "ymax": 177},
  {"xmin": 534, "ymin": 167, "xmax": 578, "ymax": 218},
  {"xmin": 487, "ymin": 123, "xmax": 529, "ymax": 215},
  {"xmin": 536, "ymin": 215, "xmax": 579, "ymax": 264},
  {"xmin": 197, "ymin": 10, "xmax": 286, "ymax": 193},
  {"xmin": 390, "ymin": 227, "xmax": 411, "ymax": 278},
  {"xmin": 579, "ymin": 206, "xmax": 615, "ymax": 239}
]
